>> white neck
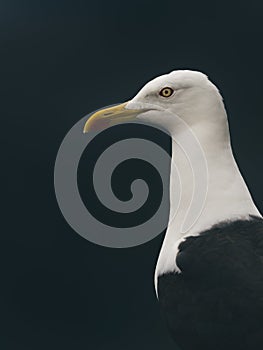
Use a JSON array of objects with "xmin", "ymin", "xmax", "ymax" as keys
[{"xmin": 154, "ymin": 100, "xmax": 261, "ymax": 292}]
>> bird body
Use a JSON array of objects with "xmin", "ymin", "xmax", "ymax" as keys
[
  {"xmin": 84, "ymin": 70, "xmax": 263, "ymax": 350},
  {"xmin": 158, "ymin": 216, "xmax": 263, "ymax": 350}
]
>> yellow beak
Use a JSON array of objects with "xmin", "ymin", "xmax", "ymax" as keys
[{"xmin": 83, "ymin": 102, "xmax": 143, "ymax": 133}]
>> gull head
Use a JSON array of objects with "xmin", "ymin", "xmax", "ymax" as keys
[{"xmin": 84, "ymin": 70, "xmax": 227, "ymax": 136}]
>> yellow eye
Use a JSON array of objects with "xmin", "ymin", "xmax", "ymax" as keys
[{"xmin": 159, "ymin": 87, "xmax": 174, "ymax": 98}]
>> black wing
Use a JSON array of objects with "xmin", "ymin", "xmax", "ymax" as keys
[{"xmin": 158, "ymin": 216, "xmax": 263, "ymax": 350}]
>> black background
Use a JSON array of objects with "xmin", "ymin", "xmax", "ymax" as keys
[{"xmin": 2, "ymin": 1, "xmax": 263, "ymax": 349}]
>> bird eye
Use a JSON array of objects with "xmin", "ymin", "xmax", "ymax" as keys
[{"xmin": 159, "ymin": 87, "xmax": 174, "ymax": 98}]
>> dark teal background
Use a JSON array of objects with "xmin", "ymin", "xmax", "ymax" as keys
[{"xmin": 2, "ymin": 1, "xmax": 263, "ymax": 349}]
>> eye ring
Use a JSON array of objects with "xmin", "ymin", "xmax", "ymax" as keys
[{"xmin": 159, "ymin": 87, "xmax": 174, "ymax": 98}]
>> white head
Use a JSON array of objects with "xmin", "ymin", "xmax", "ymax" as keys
[
  {"xmin": 84, "ymin": 70, "xmax": 230, "ymax": 147},
  {"xmin": 128, "ymin": 70, "xmax": 229, "ymax": 141}
]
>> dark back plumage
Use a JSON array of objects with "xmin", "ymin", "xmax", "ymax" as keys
[{"xmin": 158, "ymin": 216, "xmax": 263, "ymax": 350}]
